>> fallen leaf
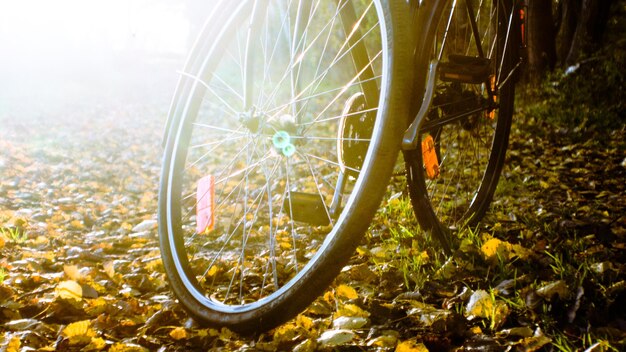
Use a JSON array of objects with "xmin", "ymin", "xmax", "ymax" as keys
[
  {"xmin": 56, "ymin": 280, "xmax": 83, "ymax": 301},
  {"xmin": 465, "ymin": 290, "xmax": 492, "ymax": 319},
  {"xmin": 517, "ymin": 334, "xmax": 551, "ymax": 351},
  {"xmin": 481, "ymin": 238, "xmax": 512, "ymax": 261},
  {"xmin": 64, "ymin": 265, "xmax": 83, "ymax": 281},
  {"xmin": 536, "ymin": 280, "xmax": 569, "ymax": 301},
  {"xmin": 62, "ymin": 320, "xmax": 97, "ymax": 346},
  {"xmin": 108, "ymin": 342, "xmax": 149, "ymax": 352},
  {"xmin": 336, "ymin": 284, "xmax": 359, "ymax": 300},
  {"xmin": 367, "ymin": 334, "xmax": 398, "ymax": 348},
  {"xmin": 62, "ymin": 320, "xmax": 95, "ymax": 337},
  {"xmin": 103, "ymin": 261, "xmax": 115, "ymax": 279},
  {"xmin": 337, "ymin": 303, "xmax": 370, "ymax": 318},
  {"xmin": 293, "ymin": 338, "xmax": 317, "ymax": 352},
  {"xmin": 3, "ymin": 334, "xmax": 21, "ymax": 352},
  {"xmin": 317, "ymin": 329, "xmax": 355, "ymax": 347},
  {"xmin": 169, "ymin": 327, "xmax": 187, "ymax": 340},
  {"xmin": 464, "ymin": 289, "xmax": 509, "ymax": 329},
  {"xmin": 396, "ymin": 339, "xmax": 429, "ymax": 352},
  {"xmin": 332, "ymin": 316, "xmax": 368, "ymax": 329},
  {"xmin": 132, "ymin": 219, "xmax": 157, "ymax": 232}
]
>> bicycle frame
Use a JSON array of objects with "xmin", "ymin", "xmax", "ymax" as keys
[{"xmin": 402, "ymin": 0, "xmax": 526, "ymax": 151}]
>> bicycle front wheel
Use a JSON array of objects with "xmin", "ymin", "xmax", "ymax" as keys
[
  {"xmin": 159, "ymin": 0, "xmax": 410, "ymax": 332},
  {"xmin": 406, "ymin": 0, "xmax": 521, "ymax": 249}
]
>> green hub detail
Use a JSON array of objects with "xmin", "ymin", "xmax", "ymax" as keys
[{"xmin": 272, "ymin": 131, "xmax": 295, "ymax": 157}]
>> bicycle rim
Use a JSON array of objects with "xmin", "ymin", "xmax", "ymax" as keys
[{"xmin": 159, "ymin": 0, "xmax": 407, "ymax": 330}]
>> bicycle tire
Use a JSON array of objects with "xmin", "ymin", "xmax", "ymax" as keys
[
  {"xmin": 159, "ymin": 0, "xmax": 411, "ymax": 332},
  {"xmin": 405, "ymin": 0, "xmax": 520, "ymax": 251}
]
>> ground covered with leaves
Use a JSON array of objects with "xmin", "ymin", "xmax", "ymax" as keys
[{"xmin": 2, "ymin": 31, "xmax": 626, "ymax": 352}]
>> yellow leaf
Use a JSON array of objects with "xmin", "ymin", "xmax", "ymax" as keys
[
  {"xmin": 510, "ymin": 243, "xmax": 531, "ymax": 260},
  {"xmin": 33, "ymin": 236, "xmax": 48, "ymax": 245},
  {"xmin": 465, "ymin": 290, "xmax": 493, "ymax": 319},
  {"xmin": 62, "ymin": 320, "xmax": 95, "ymax": 337},
  {"xmin": 367, "ymin": 335, "xmax": 397, "ymax": 348},
  {"xmin": 296, "ymin": 314, "xmax": 314, "ymax": 330},
  {"xmin": 103, "ymin": 261, "xmax": 115, "ymax": 279},
  {"xmin": 70, "ymin": 220, "xmax": 85, "ymax": 229},
  {"xmin": 145, "ymin": 258, "xmax": 163, "ymax": 272},
  {"xmin": 56, "ymin": 280, "xmax": 83, "ymax": 301},
  {"xmin": 469, "ymin": 326, "xmax": 482, "ymax": 334},
  {"xmin": 206, "ymin": 265, "xmax": 219, "ymax": 277},
  {"xmin": 370, "ymin": 246, "xmax": 387, "ymax": 259},
  {"xmin": 4, "ymin": 334, "xmax": 21, "ymax": 352},
  {"xmin": 108, "ymin": 342, "xmax": 149, "ymax": 352},
  {"xmin": 518, "ymin": 335, "xmax": 552, "ymax": 351},
  {"xmin": 169, "ymin": 327, "xmax": 187, "ymax": 340},
  {"xmin": 396, "ymin": 339, "xmax": 429, "ymax": 352},
  {"xmin": 481, "ymin": 237, "xmax": 512, "ymax": 260},
  {"xmin": 323, "ymin": 290, "xmax": 335, "ymax": 303},
  {"xmin": 85, "ymin": 298, "xmax": 109, "ymax": 316},
  {"xmin": 219, "ymin": 327, "xmax": 235, "ymax": 340},
  {"xmin": 85, "ymin": 337, "xmax": 107, "ymax": 351},
  {"xmin": 273, "ymin": 323, "xmax": 298, "ymax": 343},
  {"xmin": 62, "ymin": 320, "xmax": 97, "ymax": 346},
  {"xmin": 336, "ymin": 285, "xmax": 359, "ymax": 300},
  {"xmin": 64, "ymin": 265, "xmax": 82, "ymax": 281},
  {"xmin": 356, "ymin": 247, "xmax": 369, "ymax": 256},
  {"xmin": 337, "ymin": 303, "xmax": 370, "ymax": 318}
]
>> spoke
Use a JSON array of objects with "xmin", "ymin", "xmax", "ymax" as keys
[
  {"xmin": 302, "ymin": 152, "xmax": 360, "ymax": 174},
  {"xmin": 184, "ymin": 129, "xmax": 247, "ymax": 172},
  {"xmin": 284, "ymin": 157, "xmax": 299, "ymax": 273},
  {"xmin": 196, "ymin": 163, "xmax": 267, "ymax": 284},
  {"xmin": 497, "ymin": 1, "xmax": 515, "ymax": 86},
  {"xmin": 224, "ymin": 181, "xmax": 269, "ymax": 303},
  {"xmin": 258, "ymin": 0, "xmax": 295, "ymax": 109},
  {"xmin": 297, "ymin": 23, "xmax": 380, "ymax": 122},
  {"xmin": 189, "ymin": 135, "xmax": 246, "ymax": 150},
  {"xmin": 191, "ymin": 123, "xmax": 246, "ymax": 135},
  {"xmin": 263, "ymin": 75, "xmax": 381, "ymax": 117},
  {"xmin": 439, "ymin": 0, "xmax": 458, "ymax": 60},
  {"xmin": 260, "ymin": 4, "xmax": 379, "ymax": 117},
  {"xmin": 300, "ymin": 106, "xmax": 378, "ymax": 125},
  {"xmin": 298, "ymin": 152, "xmax": 334, "ymax": 226},
  {"xmin": 292, "ymin": 135, "xmax": 371, "ymax": 142},
  {"xmin": 181, "ymin": 139, "xmax": 263, "ymax": 222},
  {"xmin": 216, "ymin": 152, "xmax": 274, "ymax": 186},
  {"xmin": 186, "ymin": 131, "xmax": 247, "ymax": 171},
  {"xmin": 255, "ymin": 1, "xmax": 342, "ymax": 113},
  {"xmin": 213, "ymin": 72, "xmax": 244, "ymax": 103},
  {"xmin": 305, "ymin": 49, "xmax": 382, "ymax": 130},
  {"xmin": 258, "ymin": 157, "xmax": 283, "ymax": 297},
  {"xmin": 177, "ymin": 70, "xmax": 241, "ymax": 116}
]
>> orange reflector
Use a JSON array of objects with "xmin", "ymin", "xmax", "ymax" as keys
[
  {"xmin": 422, "ymin": 135, "xmax": 440, "ymax": 180},
  {"xmin": 487, "ymin": 75, "xmax": 497, "ymax": 120},
  {"xmin": 196, "ymin": 175, "xmax": 215, "ymax": 234}
]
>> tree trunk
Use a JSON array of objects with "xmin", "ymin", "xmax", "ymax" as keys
[
  {"xmin": 565, "ymin": 0, "xmax": 613, "ymax": 65},
  {"xmin": 526, "ymin": 0, "xmax": 557, "ymax": 81},
  {"xmin": 556, "ymin": 0, "xmax": 580, "ymax": 64}
]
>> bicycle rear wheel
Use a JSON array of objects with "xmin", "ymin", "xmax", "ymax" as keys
[
  {"xmin": 159, "ymin": 0, "xmax": 410, "ymax": 332},
  {"xmin": 405, "ymin": 0, "xmax": 521, "ymax": 250}
]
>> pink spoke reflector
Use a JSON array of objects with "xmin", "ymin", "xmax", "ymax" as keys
[{"xmin": 196, "ymin": 175, "xmax": 215, "ymax": 234}]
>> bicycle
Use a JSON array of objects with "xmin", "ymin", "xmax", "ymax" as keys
[{"xmin": 158, "ymin": 0, "xmax": 525, "ymax": 332}]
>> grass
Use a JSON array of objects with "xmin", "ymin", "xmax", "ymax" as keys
[{"xmin": 0, "ymin": 227, "xmax": 27, "ymax": 244}]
